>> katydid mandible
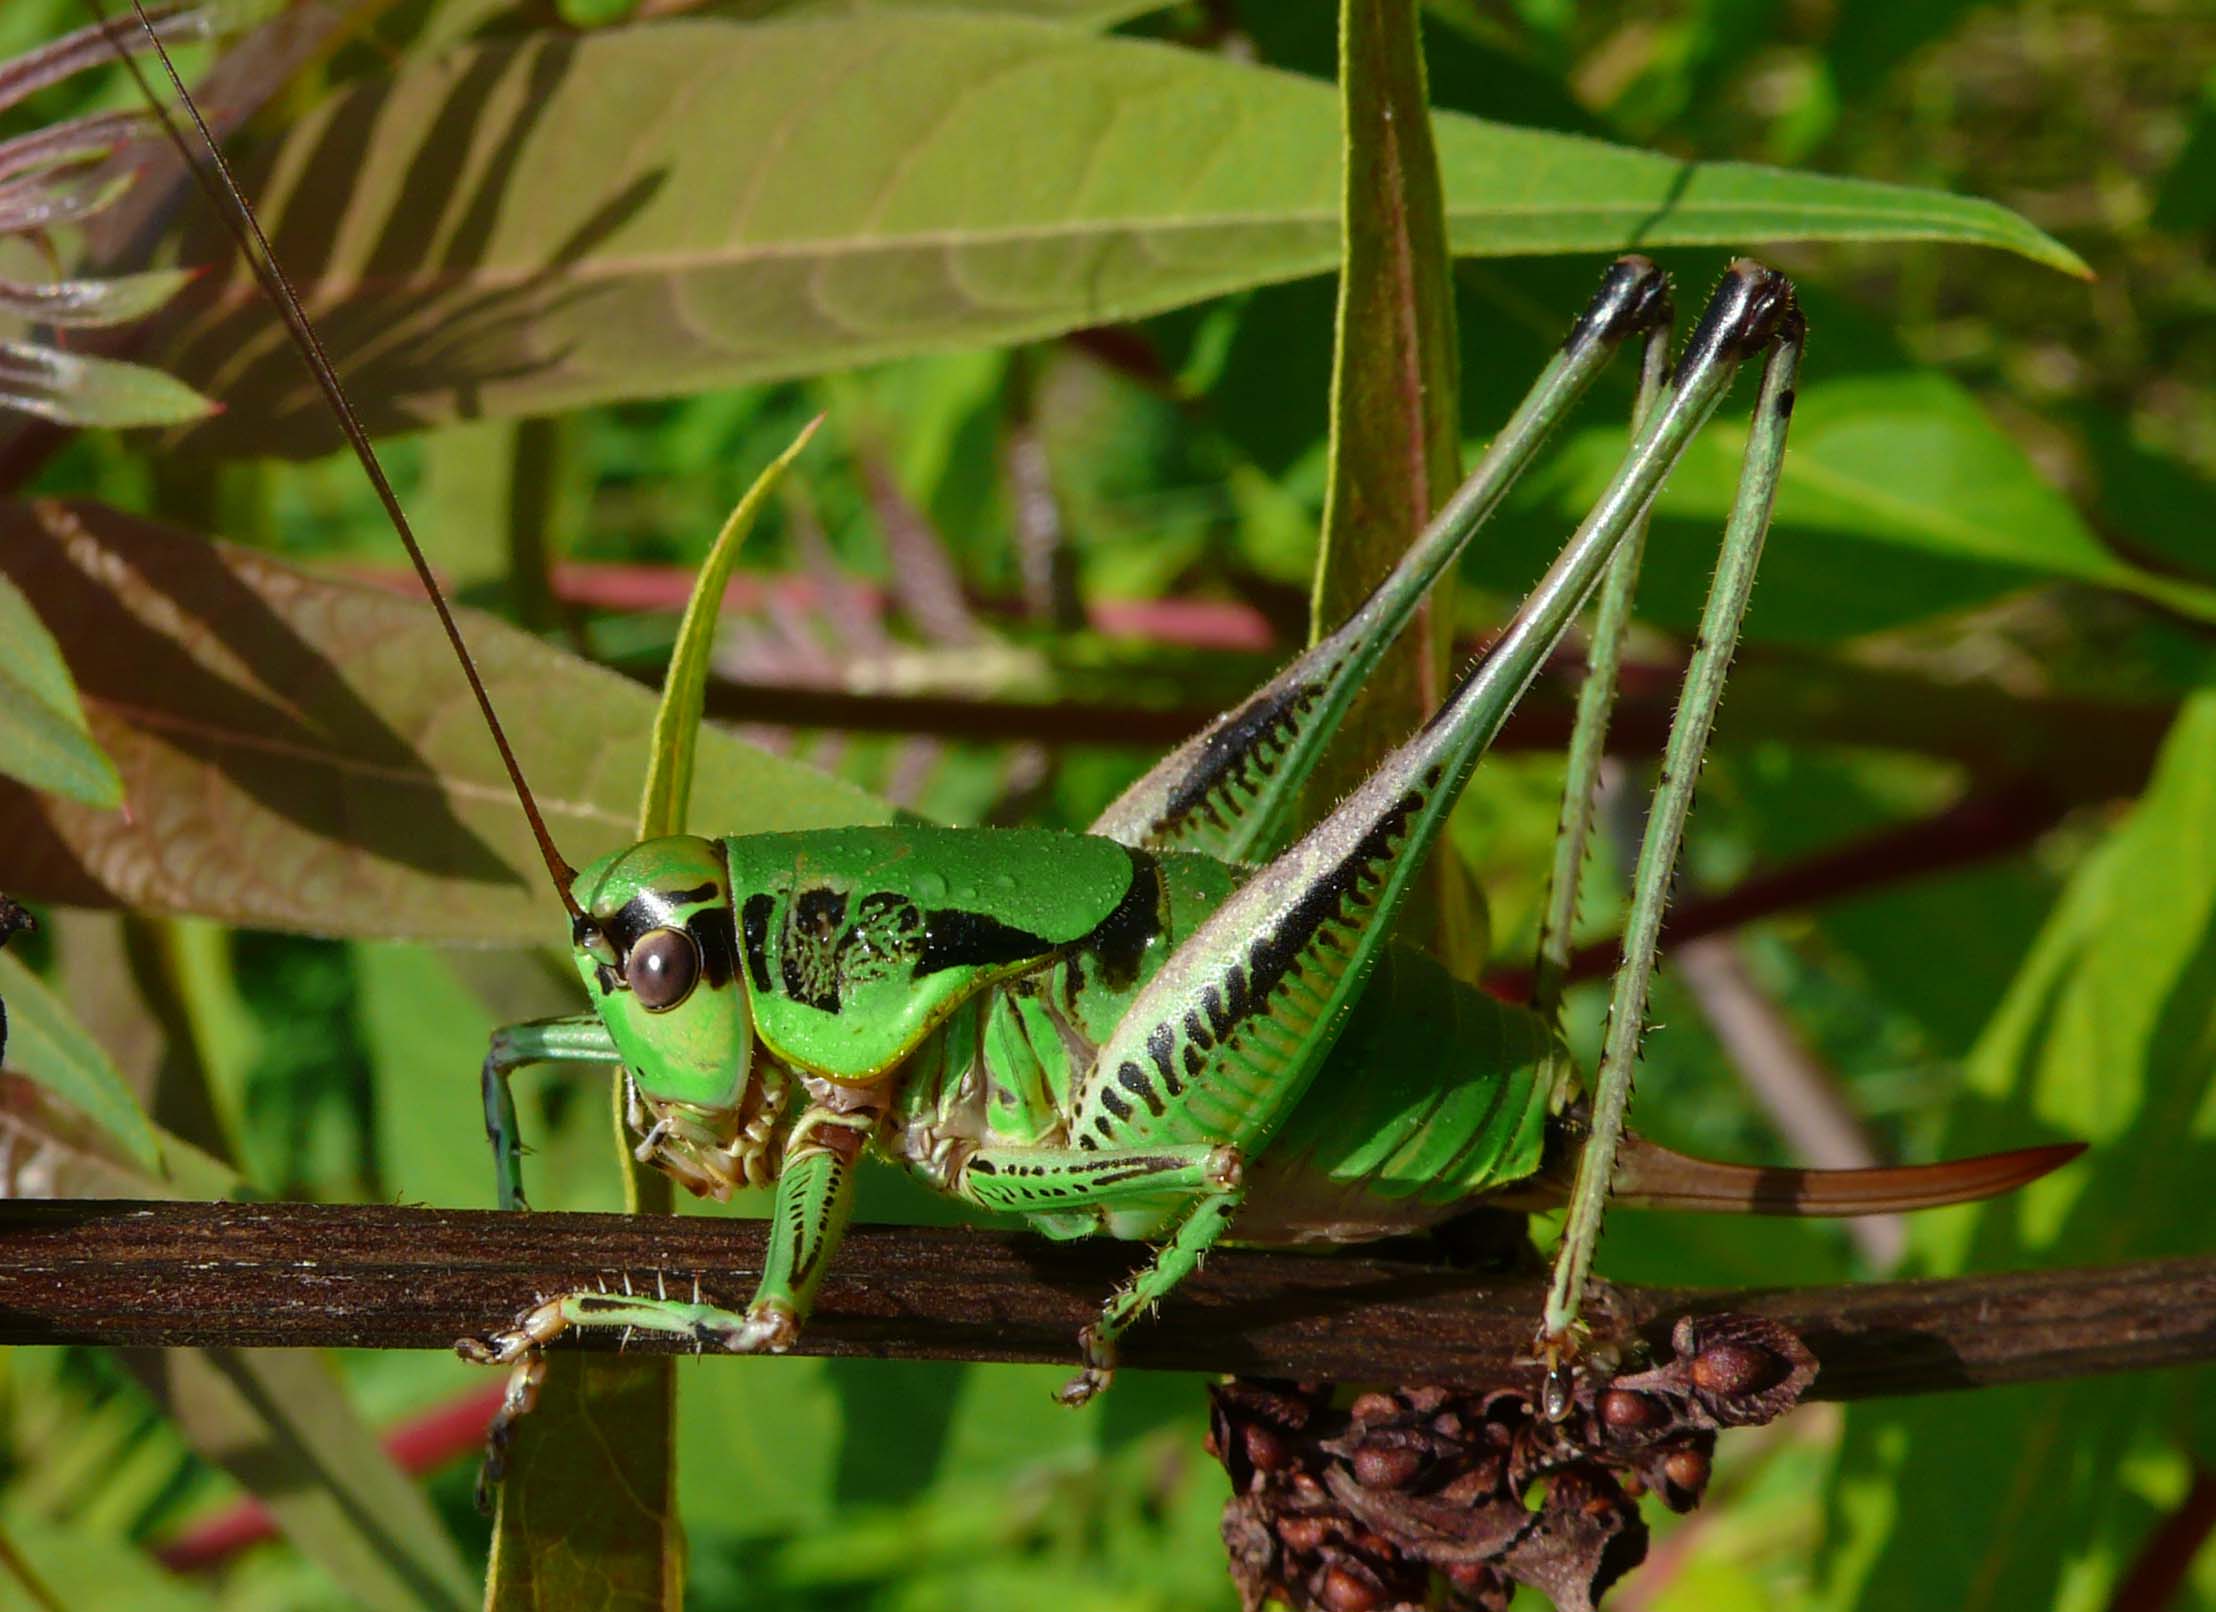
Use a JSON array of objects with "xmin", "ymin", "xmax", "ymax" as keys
[{"xmin": 105, "ymin": 4, "xmax": 2079, "ymax": 1419}]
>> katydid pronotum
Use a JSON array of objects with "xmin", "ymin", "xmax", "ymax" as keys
[{"xmin": 94, "ymin": 3, "xmax": 2079, "ymax": 1434}]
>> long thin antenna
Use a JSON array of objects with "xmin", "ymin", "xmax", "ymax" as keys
[{"xmin": 82, "ymin": 0, "xmax": 587, "ymax": 925}]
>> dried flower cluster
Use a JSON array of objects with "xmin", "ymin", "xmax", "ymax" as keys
[{"xmin": 1207, "ymin": 1314, "xmax": 1817, "ymax": 1612}]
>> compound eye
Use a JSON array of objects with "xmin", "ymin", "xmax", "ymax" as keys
[{"xmin": 627, "ymin": 927, "xmax": 700, "ymax": 1012}]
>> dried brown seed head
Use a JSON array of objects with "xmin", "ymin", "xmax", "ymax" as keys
[
  {"xmin": 1598, "ymin": 1389, "xmax": 1670, "ymax": 1434},
  {"xmin": 1689, "ymin": 1341, "xmax": 1783, "ymax": 1398},
  {"xmin": 1277, "ymin": 1515, "xmax": 1331, "ymax": 1554},
  {"xmin": 1659, "ymin": 1445, "xmax": 1712, "ymax": 1507},
  {"xmin": 1351, "ymin": 1441, "xmax": 1425, "ymax": 1490},
  {"xmin": 1244, "ymin": 1421, "xmax": 1290, "ymax": 1473},
  {"xmin": 1318, "ymin": 1562, "xmax": 1386, "ymax": 1612}
]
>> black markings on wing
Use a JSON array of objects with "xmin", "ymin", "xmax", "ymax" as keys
[
  {"xmin": 1074, "ymin": 850, "xmax": 1163, "ymax": 992},
  {"xmin": 1149, "ymin": 676, "xmax": 1329, "ymax": 847},
  {"xmin": 780, "ymin": 887, "xmax": 849, "ymax": 1012},
  {"xmin": 916, "ymin": 908, "xmax": 1052, "ymax": 976},
  {"xmin": 740, "ymin": 894, "xmax": 774, "ymax": 994},
  {"xmin": 840, "ymin": 892, "xmax": 926, "ymax": 987},
  {"xmin": 1093, "ymin": 772, "xmax": 1437, "ymax": 1140},
  {"xmin": 745, "ymin": 879, "xmax": 1061, "ymax": 1016}
]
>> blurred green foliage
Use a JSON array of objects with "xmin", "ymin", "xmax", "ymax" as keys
[{"xmin": 0, "ymin": 0, "xmax": 2210, "ymax": 1608}]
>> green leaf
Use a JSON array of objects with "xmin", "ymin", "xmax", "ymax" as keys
[
  {"xmin": 1479, "ymin": 288, "xmax": 2213, "ymax": 640},
  {"xmin": 357, "ymin": 945, "xmax": 624, "ymax": 1212},
  {"xmin": 639, "ymin": 417, "xmax": 820, "ymax": 840},
  {"xmin": 1304, "ymin": 0, "xmax": 1472, "ymax": 962},
  {"xmin": 1312, "ymin": 0, "xmax": 1463, "ymax": 717},
  {"xmin": 0, "ymin": 342, "xmax": 216, "ymax": 430},
  {"xmin": 122, "ymin": 1350, "xmax": 476, "ymax": 1612},
  {"xmin": 1821, "ymin": 691, "xmax": 2216, "ymax": 1610},
  {"xmin": 158, "ymin": 15, "xmax": 2081, "ymax": 453},
  {"xmin": 2150, "ymin": 65, "xmax": 2216, "ymax": 235},
  {"xmin": 0, "ymin": 268, "xmax": 196, "ymax": 329},
  {"xmin": 0, "ymin": 952, "xmax": 160, "ymax": 1171},
  {"xmin": 742, "ymin": 0, "xmax": 1174, "ymax": 18},
  {"xmin": 0, "ymin": 1514, "xmax": 215, "ymax": 1612},
  {"xmin": 0, "ymin": 573, "xmax": 122, "ymax": 807},
  {"xmin": 0, "ymin": 500, "xmax": 894, "ymax": 944},
  {"xmin": 486, "ymin": 1354, "xmax": 680, "ymax": 1612}
]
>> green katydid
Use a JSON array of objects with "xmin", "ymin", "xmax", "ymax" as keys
[{"xmin": 101, "ymin": 3, "xmax": 2078, "ymax": 1422}]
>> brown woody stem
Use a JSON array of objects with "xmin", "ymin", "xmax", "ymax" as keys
[{"xmin": 2, "ymin": 1200, "xmax": 2208, "ymax": 1401}]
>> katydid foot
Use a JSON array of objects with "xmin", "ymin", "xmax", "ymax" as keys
[{"xmin": 1056, "ymin": 1326, "xmax": 1116, "ymax": 1407}]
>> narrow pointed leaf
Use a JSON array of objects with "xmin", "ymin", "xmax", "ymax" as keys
[
  {"xmin": 0, "ymin": 268, "xmax": 195, "ymax": 328},
  {"xmin": 0, "ymin": 953, "xmax": 160, "ymax": 1171},
  {"xmin": 0, "ymin": 500, "xmax": 894, "ymax": 943},
  {"xmin": 0, "ymin": 5, "xmax": 209, "ymax": 118},
  {"xmin": 0, "ymin": 109, "xmax": 149, "ymax": 184},
  {"xmin": 0, "ymin": 573, "xmax": 122, "ymax": 806},
  {"xmin": 0, "ymin": 342, "xmax": 216, "ymax": 429},
  {"xmin": 1304, "ymin": 0, "xmax": 1472, "ymax": 962},
  {"xmin": 639, "ymin": 417, "xmax": 819, "ymax": 840},
  {"xmin": 155, "ymin": 15, "xmax": 2081, "ymax": 453}
]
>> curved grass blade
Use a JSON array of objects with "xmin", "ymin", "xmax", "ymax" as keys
[{"xmin": 638, "ymin": 416, "xmax": 821, "ymax": 841}]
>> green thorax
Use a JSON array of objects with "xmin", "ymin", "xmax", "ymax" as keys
[
  {"xmin": 970, "ymin": 849, "xmax": 1242, "ymax": 1144},
  {"xmin": 721, "ymin": 825, "xmax": 1143, "ymax": 1081}
]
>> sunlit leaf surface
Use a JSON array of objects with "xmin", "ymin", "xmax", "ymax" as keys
[{"xmin": 157, "ymin": 15, "xmax": 2080, "ymax": 453}]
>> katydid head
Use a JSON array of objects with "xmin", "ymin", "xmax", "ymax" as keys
[{"xmin": 571, "ymin": 836, "xmax": 786, "ymax": 1199}]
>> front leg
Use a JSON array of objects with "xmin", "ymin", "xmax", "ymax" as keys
[
  {"xmin": 458, "ymin": 1102, "xmax": 867, "ymax": 1364},
  {"xmin": 481, "ymin": 1014, "xmax": 620, "ymax": 1211}
]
